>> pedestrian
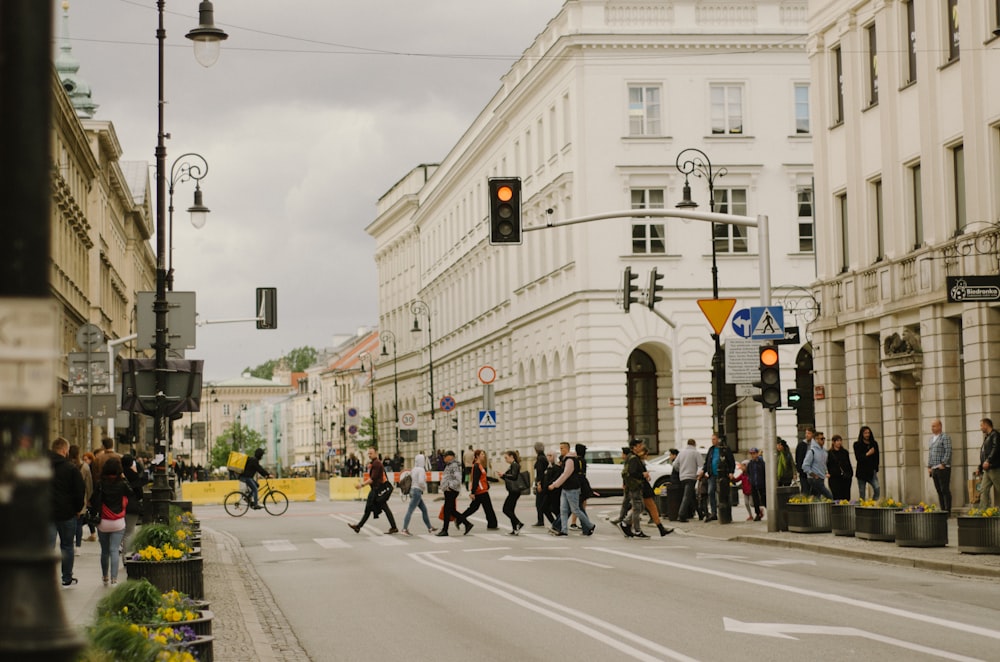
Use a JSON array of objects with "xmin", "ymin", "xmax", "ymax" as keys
[
  {"xmin": 611, "ymin": 446, "xmax": 635, "ymax": 526},
  {"xmin": 747, "ymin": 447, "xmax": 766, "ymax": 520},
  {"xmin": 548, "ymin": 442, "xmax": 595, "ymax": 537},
  {"xmin": 700, "ymin": 433, "xmax": 735, "ymax": 521},
  {"xmin": 50, "ymin": 437, "xmax": 85, "ymax": 587},
  {"xmin": 619, "ymin": 439, "xmax": 671, "ymax": 537},
  {"xmin": 926, "ymin": 419, "xmax": 952, "ymax": 513},
  {"xmin": 854, "ymin": 426, "xmax": 881, "ymax": 500},
  {"xmin": 462, "ymin": 446, "xmax": 475, "ymax": 489},
  {"xmin": 67, "ymin": 445, "xmax": 89, "ymax": 551},
  {"xmin": 542, "ymin": 452, "xmax": 563, "ymax": 528},
  {"xmin": 795, "ymin": 428, "xmax": 813, "ymax": 492},
  {"xmin": 91, "ymin": 455, "xmax": 133, "ymax": 586},
  {"xmin": 436, "ymin": 450, "xmax": 472, "ymax": 536},
  {"xmin": 977, "ymin": 418, "xmax": 1000, "ymax": 508},
  {"xmin": 776, "ymin": 439, "xmax": 795, "ymax": 487},
  {"xmin": 460, "ymin": 449, "xmax": 499, "ymax": 529},
  {"xmin": 568, "ymin": 443, "xmax": 594, "ymax": 529},
  {"xmin": 532, "ymin": 442, "xmax": 550, "ymax": 527},
  {"xmin": 826, "ymin": 435, "xmax": 853, "ymax": 501},
  {"xmin": 349, "ymin": 447, "xmax": 398, "ymax": 534},
  {"xmin": 732, "ymin": 460, "xmax": 753, "ymax": 521},
  {"xmin": 674, "ymin": 439, "xmax": 700, "ymax": 522},
  {"xmin": 120, "ymin": 454, "xmax": 145, "ymax": 554},
  {"xmin": 345, "ymin": 452, "xmax": 361, "ymax": 478},
  {"xmin": 90, "ymin": 436, "xmax": 120, "ymax": 483},
  {"xmin": 498, "ymin": 450, "xmax": 525, "ymax": 535},
  {"xmin": 803, "ymin": 431, "xmax": 833, "ymax": 500},
  {"xmin": 400, "ymin": 454, "xmax": 436, "ymax": 536},
  {"xmin": 695, "ymin": 472, "xmax": 709, "ymax": 521}
]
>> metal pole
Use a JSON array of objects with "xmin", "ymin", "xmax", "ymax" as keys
[
  {"xmin": 758, "ymin": 214, "xmax": 780, "ymax": 533},
  {"xmin": 411, "ymin": 301, "xmax": 436, "ymax": 455}
]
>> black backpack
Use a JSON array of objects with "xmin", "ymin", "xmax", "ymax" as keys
[{"xmin": 398, "ymin": 472, "xmax": 413, "ymax": 496}]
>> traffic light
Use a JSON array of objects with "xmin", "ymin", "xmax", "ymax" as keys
[
  {"xmin": 752, "ymin": 345, "xmax": 781, "ymax": 409},
  {"xmin": 787, "ymin": 389, "xmax": 803, "ymax": 409},
  {"xmin": 623, "ymin": 267, "xmax": 639, "ymax": 312},
  {"xmin": 647, "ymin": 267, "xmax": 664, "ymax": 309},
  {"xmin": 256, "ymin": 287, "xmax": 277, "ymax": 329},
  {"xmin": 488, "ymin": 177, "xmax": 522, "ymax": 245},
  {"xmin": 451, "ymin": 416, "xmax": 459, "ymax": 430}
]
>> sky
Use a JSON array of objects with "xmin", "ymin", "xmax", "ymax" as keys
[{"xmin": 58, "ymin": 0, "xmax": 565, "ymax": 380}]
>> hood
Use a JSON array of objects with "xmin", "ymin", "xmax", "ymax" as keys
[{"xmin": 413, "ymin": 454, "xmax": 426, "ymax": 470}]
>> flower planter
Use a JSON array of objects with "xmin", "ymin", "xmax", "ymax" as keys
[
  {"xmin": 185, "ymin": 609, "xmax": 213, "ymax": 637},
  {"xmin": 957, "ymin": 516, "xmax": 1000, "ymax": 554},
  {"xmin": 855, "ymin": 507, "xmax": 898, "ymax": 541},
  {"xmin": 894, "ymin": 511, "xmax": 948, "ymax": 548},
  {"xmin": 125, "ymin": 557, "xmax": 204, "ymax": 599},
  {"xmin": 786, "ymin": 501, "xmax": 832, "ymax": 533},
  {"xmin": 831, "ymin": 503, "xmax": 855, "ymax": 537},
  {"xmin": 184, "ymin": 634, "xmax": 213, "ymax": 662}
]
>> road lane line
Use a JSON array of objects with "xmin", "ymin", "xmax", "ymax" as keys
[
  {"xmin": 463, "ymin": 547, "xmax": 511, "ymax": 552},
  {"xmin": 410, "ymin": 551, "xmax": 699, "ymax": 662},
  {"xmin": 314, "ymin": 538, "xmax": 350, "ymax": 549},
  {"xmin": 591, "ymin": 547, "xmax": 1000, "ymax": 642},
  {"xmin": 261, "ymin": 540, "xmax": 297, "ymax": 552}
]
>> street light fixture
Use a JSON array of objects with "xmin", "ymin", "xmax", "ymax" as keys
[
  {"xmin": 380, "ymin": 330, "xmax": 399, "ymax": 455},
  {"xmin": 359, "ymin": 352, "xmax": 378, "ymax": 450},
  {"xmin": 151, "ymin": 0, "xmax": 227, "ymax": 524},
  {"xmin": 410, "ymin": 300, "xmax": 436, "ymax": 455},
  {"xmin": 166, "ymin": 153, "xmax": 210, "ymax": 292}
]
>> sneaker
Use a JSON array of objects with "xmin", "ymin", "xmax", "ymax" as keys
[
  {"xmin": 348, "ymin": 523, "xmax": 361, "ymax": 534},
  {"xmin": 549, "ymin": 529, "xmax": 568, "ymax": 537},
  {"xmin": 436, "ymin": 530, "xmax": 449, "ymax": 537},
  {"xmin": 633, "ymin": 530, "xmax": 651, "ymax": 539},
  {"xmin": 583, "ymin": 526, "xmax": 596, "ymax": 536},
  {"xmin": 251, "ymin": 505, "xmax": 263, "ymax": 510},
  {"xmin": 62, "ymin": 577, "xmax": 78, "ymax": 587},
  {"xmin": 86, "ymin": 534, "xmax": 96, "ymax": 542},
  {"xmin": 658, "ymin": 525, "xmax": 674, "ymax": 536},
  {"xmin": 569, "ymin": 523, "xmax": 580, "ymax": 530},
  {"xmin": 508, "ymin": 530, "xmax": 519, "ymax": 536},
  {"xmin": 746, "ymin": 516, "xmax": 754, "ymax": 521},
  {"xmin": 387, "ymin": 528, "xmax": 399, "ymax": 534},
  {"xmin": 110, "ymin": 578, "xmax": 117, "ymax": 585},
  {"xmin": 609, "ymin": 517, "xmax": 621, "ymax": 525},
  {"xmin": 102, "ymin": 576, "xmax": 109, "ymax": 586},
  {"xmin": 514, "ymin": 522, "xmax": 524, "ymax": 533},
  {"xmin": 463, "ymin": 522, "xmax": 474, "ymax": 536},
  {"xmin": 618, "ymin": 521, "xmax": 634, "ymax": 538},
  {"xmin": 401, "ymin": 529, "xmax": 412, "ymax": 536},
  {"xmin": 428, "ymin": 527, "xmax": 437, "ymax": 534}
]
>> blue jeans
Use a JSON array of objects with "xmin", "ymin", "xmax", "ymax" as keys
[
  {"xmin": 857, "ymin": 474, "xmax": 880, "ymax": 500},
  {"xmin": 402, "ymin": 487, "xmax": 432, "ymax": 531},
  {"xmin": 808, "ymin": 476, "xmax": 833, "ymax": 500},
  {"xmin": 559, "ymin": 488, "xmax": 593, "ymax": 534},
  {"xmin": 99, "ymin": 528, "xmax": 126, "ymax": 581},
  {"xmin": 241, "ymin": 476, "xmax": 259, "ymax": 506},
  {"xmin": 49, "ymin": 517, "xmax": 77, "ymax": 583},
  {"xmin": 706, "ymin": 476, "xmax": 718, "ymax": 516}
]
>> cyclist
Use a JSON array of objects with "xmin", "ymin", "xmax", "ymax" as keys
[{"xmin": 241, "ymin": 448, "xmax": 271, "ymax": 510}]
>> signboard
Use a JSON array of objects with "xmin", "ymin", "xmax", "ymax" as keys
[
  {"xmin": 62, "ymin": 393, "xmax": 117, "ymax": 418},
  {"xmin": 731, "ymin": 308, "xmax": 751, "ymax": 338},
  {"xmin": 399, "ymin": 410, "xmax": 417, "ymax": 430},
  {"xmin": 697, "ymin": 299, "xmax": 737, "ymax": 336},
  {"xmin": 478, "ymin": 365, "xmax": 497, "ymax": 384},
  {"xmin": 725, "ymin": 338, "xmax": 764, "ymax": 384},
  {"xmin": 440, "ymin": 395, "xmax": 456, "ymax": 412},
  {"xmin": 947, "ymin": 276, "xmax": 1000, "ymax": 303},
  {"xmin": 478, "ymin": 410, "xmax": 497, "ymax": 428},
  {"xmin": 736, "ymin": 384, "xmax": 760, "ymax": 397},
  {"xmin": 749, "ymin": 306, "xmax": 784, "ymax": 340},
  {"xmin": 136, "ymin": 291, "xmax": 197, "ymax": 350},
  {"xmin": 0, "ymin": 299, "xmax": 59, "ymax": 410},
  {"xmin": 774, "ymin": 325, "xmax": 801, "ymax": 345}
]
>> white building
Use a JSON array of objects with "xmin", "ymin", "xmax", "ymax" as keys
[
  {"xmin": 808, "ymin": 0, "xmax": 1000, "ymax": 504},
  {"xmin": 367, "ymin": 0, "xmax": 815, "ymax": 462}
]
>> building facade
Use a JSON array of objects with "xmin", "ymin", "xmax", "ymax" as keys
[{"xmin": 808, "ymin": 0, "xmax": 1000, "ymax": 504}]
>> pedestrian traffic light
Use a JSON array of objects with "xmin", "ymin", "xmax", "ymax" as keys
[
  {"xmin": 647, "ymin": 267, "xmax": 664, "ymax": 309},
  {"xmin": 256, "ymin": 287, "xmax": 277, "ymax": 329},
  {"xmin": 451, "ymin": 416, "xmax": 458, "ymax": 430},
  {"xmin": 623, "ymin": 267, "xmax": 639, "ymax": 312},
  {"xmin": 752, "ymin": 345, "xmax": 781, "ymax": 409},
  {"xmin": 787, "ymin": 389, "xmax": 803, "ymax": 409},
  {"xmin": 488, "ymin": 177, "xmax": 522, "ymax": 245}
]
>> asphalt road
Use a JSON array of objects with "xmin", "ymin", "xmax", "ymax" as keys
[{"xmin": 201, "ymin": 492, "xmax": 1000, "ymax": 662}]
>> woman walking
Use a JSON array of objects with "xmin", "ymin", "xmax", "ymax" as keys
[
  {"xmin": 498, "ymin": 450, "xmax": 525, "ymax": 535},
  {"xmin": 91, "ymin": 456, "xmax": 133, "ymax": 585},
  {"xmin": 827, "ymin": 435, "xmax": 854, "ymax": 501},
  {"xmin": 121, "ymin": 455, "xmax": 145, "ymax": 554},
  {"xmin": 460, "ymin": 449, "xmax": 498, "ymax": 529},
  {"xmin": 401, "ymin": 454, "xmax": 436, "ymax": 535}
]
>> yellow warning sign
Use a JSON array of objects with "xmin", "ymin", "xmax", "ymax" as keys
[{"xmin": 697, "ymin": 298, "xmax": 737, "ymax": 336}]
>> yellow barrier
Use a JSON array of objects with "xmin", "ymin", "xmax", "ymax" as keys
[
  {"xmin": 329, "ymin": 477, "xmax": 368, "ymax": 501},
  {"xmin": 181, "ymin": 478, "xmax": 316, "ymax": 505}
]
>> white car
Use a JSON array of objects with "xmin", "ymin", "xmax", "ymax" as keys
[{"xmin": 582, "ymin": 446, "xmax": 674, "ymax": 497}]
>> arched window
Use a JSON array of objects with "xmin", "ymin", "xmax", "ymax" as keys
[{"xmin": 627, "ymin": 349, "xmax": 659, "ymax": 453}]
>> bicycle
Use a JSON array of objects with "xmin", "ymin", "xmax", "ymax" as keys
[{"xmin": 224, "ymin": 477, "xmax": 289, "ymax": 517}]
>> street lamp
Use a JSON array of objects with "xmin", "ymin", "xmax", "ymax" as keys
[
  {"xmin": 307, "ymin": 389, "xmax": 320, "ymax": 477},
  {"xmin": 380, "ymin": 330, "xmax": 399, "ymax": 455},
  {"xmin": 359, "ymin": 352, "xmax": 378, "ymax": 450},
  {"xmin": 410, "ymin": 300, "xmax": 436, "ymax": 455},
  {"xmin": 166, "ymin": 153, "xmax": 210, "ymax": 292},
  {"xmin": 152, "ymin": 1, "xmax": 227, "ymax": 524}
]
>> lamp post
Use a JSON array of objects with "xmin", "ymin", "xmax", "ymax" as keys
[
  {"xmin": 359, "ymin": 352, "xmax": 378, "ymax": 450},
  {"xmin": 380, "ymin": 330, "xmax": 399, "ymax": 455},
  {"xmin": 307, "ymin": 390, "xmax": 320, "ymax": 477},
  {"xmin": 152, "ymin": 1, "xmax": 227, "ymax": 524},
  {"xmin": 166, "ymin": 153, "xmax": 210, "ymax": 292},
  {"xmin": 410, "ymin": 300, "xmax": 436, "ymax": 455}
]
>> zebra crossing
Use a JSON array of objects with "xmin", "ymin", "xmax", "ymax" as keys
[{"xmin": 257, "ymin": 530, "xmax": 613, "ymax": 554}]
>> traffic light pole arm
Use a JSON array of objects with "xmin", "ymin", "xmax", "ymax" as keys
[{"xmin": 524, "ymin": 209, "xmax": 758, "ymax": 232}]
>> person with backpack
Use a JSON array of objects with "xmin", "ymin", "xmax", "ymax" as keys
[
  {"xmin": 240, "ymin": 448, "xmax": 271, "ymax": 510},
  {"xmin": 548, "ymin": 442, "xmax": 595, "ymax": 537},
  {"xmin": 91, "ymin": 455, "xmax": 133, "ymax": 586},
  {"xmin": 350, "ymin": 447, "xmax": 398, "ymax": 534},
  {"xmin": 460, "ymin": 449, "xmax": 499, "ymax": 529},
  {"xmin": 400, "ymin": 454, "xmax": 436, "ymax": 536},
  {"xmin": 498, "ymin": 450, "xmax": 525, "ymax": 535}
]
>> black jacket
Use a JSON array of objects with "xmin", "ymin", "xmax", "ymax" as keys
[
  {"xmin": 242, "ymin": 456, "xmax": 269, "ymax": 480},
  {"xmin": 827, "ymin": 446, "xmax": 854, "ymax": 480},
  {"xmin": 533, "ymin": 452, "xmax": 547, "ymax": 487},
  {"xmin": 853, "ymin": 440, "xmax": 880, "ymax": 480},
  {"xmin": 122, "ymin": 465, "xmax": 145, "ymax": 515},
  {"xmin": 91, "ymin": 474, "xmax": 134, "ymax": 518},
  {"xmin": 51, "ymin": 451, "xmax": 85, "ymax": 521}
]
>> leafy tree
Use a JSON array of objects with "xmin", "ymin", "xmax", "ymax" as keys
[
  {"xmin": 248, "ymin": 359, "xmax": 277, "ymax": 380},
  {"xmin": 356, "ymin": 413, "xmax": 377, "ymax": 452},
  {"xmin": 286, "ymin": 346, "xmax": 318, "ymax": 372},
  {"xmin": 209, "ymin": 423, "xmax": 265, "ymax": 469}
]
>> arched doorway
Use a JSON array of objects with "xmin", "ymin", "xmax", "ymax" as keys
[{"xmin": 627, "ymin": 349, "xmax": 660, "ymax": 453}]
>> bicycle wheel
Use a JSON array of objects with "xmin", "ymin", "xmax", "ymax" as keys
[
  {"xmin": 262, "ymin": 489, "xmax": 289, "ymax": 516},
  {"xmin": 224, "ymin": 491, "xmax": 250, "ymax": 517}
]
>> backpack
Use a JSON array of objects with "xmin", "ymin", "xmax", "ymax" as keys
[{"xmin": 398, "ymin": 472, "xmax": 413, "ymax": 496}]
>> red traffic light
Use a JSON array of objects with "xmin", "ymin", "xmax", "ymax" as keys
[
  {"xmin": 760, "ymin": 346, "xmax": 779, "ymax": 367},
  {"xmin": 496, "ymin": 185, "xmax": 513, "ymax": 202}
]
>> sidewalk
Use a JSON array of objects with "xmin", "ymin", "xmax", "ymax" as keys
[{"xmin": 60, "ymin": 527, "xmax": 307, "ymax": 662}]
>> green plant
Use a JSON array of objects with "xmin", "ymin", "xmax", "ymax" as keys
[
  {"xmin": 96, "ymin": 579, "xmax": 163, "ymax": 624},
  {"xmin": 85, "ymin": 620, "xmax": 161, "ymax": 662},
  {"xmin": 859, "ymin": 497, "xmax": 903, "ymax": 508},
  {"xmin": 130, "ymin": 524, "xmax": 178, "ymax": 553},
  {"xmin": 788, "ymin": 494, "xmax": 831, "ymax": 504},
  {"xmin": 966, "ymin": 506, "xmax": 1000, "ymax": 517}
]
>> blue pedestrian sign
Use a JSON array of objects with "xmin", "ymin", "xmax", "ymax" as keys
[
  {"xmin": 749, "ymin": 306, "xmax": 785, "ymax": 340},
  {"xmin": 731, "ymin": 308, "xmax": 751, "ymax": 338},
  {"xmin": 479, "ymin": 410, "xmax": 497, "ymax": 428}
]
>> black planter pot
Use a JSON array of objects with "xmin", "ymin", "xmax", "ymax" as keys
[
  {"xmin": 894, "ymin": 511, "xmax": 948, "ymax": 547},
  {"xmin": 124, "ymin": 557, "xmax": 204, "ymax": 599},
  {"xmin": 855, "ymin": 507, "xmax": 898, "ymax": 541},
  {"xmin": 957, "ymin": 516, "xmax": 1000, "ymax": 554},
  {"xmin": 786, "ymin": 501, "xmax": 832, "ymax": 533},
  {"xmin": 831, "ymin": 504, "xmax": 855, "ymax": 537}
]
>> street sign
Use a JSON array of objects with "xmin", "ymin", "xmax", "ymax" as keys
[
  {"xmin": 75, "ymin": 323, "xmax": 104, "ymax": 350},
  {"xmin": 749, "ymin": 306, "xmax": 784, "ymax": 340},
  {"xmin": 947, "ymin": 276, "xmax": 1000, "ymax": 302},
  {"xmin": 62, "ymin": 393, "xmax": 117, "ymax": 418},
  {"xmin": 478, "ymin": 365, "xmax": 497, "ymax": 384},
  {"xmin": 697, "ymin": 298, "xmax": 737, "ymax": 336},
  {"xmin": 736, "ymin": 384, "xmax": 760, "ymax": 397},
  {"xmin": 731, "ymin": 308, "xmax": 751, "ymax": 338},
  {"xmin": 399, "ymin": 411, "xmax": 417, "ymax": 429},
  {"xmin": 774, "ymin": 325, "xmax": 800, "ymax": 345},
  {"xmin": 0, "ymin": 299, "xmax": 59, "ymax": 410},
  {"xmin": 479, "ymin": 410, "xmax": 497, "ymax": 428},
  {"xmin": 725, "ymin": 338, "xmax": 764, "ymax": 384},
  {"xmin": 136, "ymin": 291, "xmax": 197, "ymax": 350},
  {"xmin": 440, "ymin": 395, "xmax": 456, "ymax": 412}
]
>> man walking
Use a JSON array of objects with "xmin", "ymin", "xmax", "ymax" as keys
[
  {"xmin": 795, "ymin": 428, "xmax": 813, "ymax": 492},
  {"xmin": 854, "ymin": 426, "xmax": 881, "ymax": 500},
  {"xmin": 349, "ymin": 447, "xmax": 398, "ymax": 534},
  {"xmin": 462, "ymin": 446, "xmax": 475, "ymax": 490},
  {"xmin": 699, "ymin": 434, "xmax": 734, "ymax": 522},
  {"xmin": 927, "ymin": 419, "xmax": 952, "ymax": 513},
  {"xmin": 978, "ymin": 418, "xmax": 1000, "ymax": 508},
  {"xmin": 532, "ymin": 442, "xmax": 550, "ymax": 526},
  {"xmin": 747, "ymin": 447, "xmax": 766, "ymax": 521},
  {"xmin": 548, "ymin": 442, "xmax": 595, "ymax": 536},
  {"xmin": 437, "ymin": 450, "xmax": 472, "ymax": 536},
  {"xmin": 802, "ymin": 431, "xmax": 833, "ymax": 499},
  {"xmin": 675, "ymin": 439, "xmax": 700, "ymax": 522},
  {"xmin": 50, "ymin": 437, "xmax": 85, "ymax": 587}
]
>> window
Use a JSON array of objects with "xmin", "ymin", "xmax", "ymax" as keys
[
  {"xmin": 797, "ymin": 187, "xmax": 814, "ymax": 252},
  {"xmin": 631, "ymin": 189, "xmax": 665, "ymax": 254},
  {"xmin": 712, "ymin": 188, "xmax": 748, "ymax": 253},
  {"xmin": 833, "ymin": 45, "xmax": 845, "ymax": 124},
  {"xmin": 866, "ymin": 23, "xmax": 878, "ymax": 106},
  {"xmin": 903, "ymin": 0, "xmax": 917, "ymax": 84},
  {"xmin": 910, "ymin": 163, "xmax": 924, "ymax": 248},
  {"xmin": 628, "ymin": 85, "xmax": 662, "ymax": 136},
  {"xmin": 873, "ymin": 179, "xmax": 884, "ymax": 261},
  {"xmin": 222, "ymin": 403, "xmax": 231, "ymax": 416},
  {"xmin": 794, "ymin": 84, "xmax": 810, "ymax": 134},
  {"xmin": 952, "ymin": 143, "xmax": 966, "ymax": 233},
  {"xmin": 549, "ymin": 106, "xmax": 557, "ymax": 157},
  {"xmin": 838, "ymin": 193, "xmax": 849, "ymax": 272},
  {"xmin": 947, "ymin": 0, "xmax": 960, "ymax": 62},
  {"xmin": 711, "ymin": 84, "xmax": 743, "ymax": 134}
]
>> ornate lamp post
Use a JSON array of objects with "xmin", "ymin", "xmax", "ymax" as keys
[
  {"xmin": 410, "ymin": 300, "xmax": 436, "ymax": 455},
  {"xmin": 359, "ymin": 352, "xmax": 378, "ymax": 450},
  {"xmin": 166, "ymin": 153, "xmax": 210, "ymax": 291},
  {"xmin": 380, "ymin": 330, "xmax": 399, "ymax": 455}
]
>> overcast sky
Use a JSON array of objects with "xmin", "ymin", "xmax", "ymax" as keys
[{"xmin": 59, "ymin": 0, "xmax": 565, "ymax": 380}]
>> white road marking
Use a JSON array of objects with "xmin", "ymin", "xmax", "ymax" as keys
[
  {"xmin": 313, "ymin": 538, "xmax": 350, "ymax": 549},
  {"xmin": 261, "ymin": 539, "xmax": 297, "ymax": 552},
  {"xmin": 464, "ymin": 547, "xmax": 511, "ymax": 553},
  {"xmin": 499, "ymin": 555, "xmax": 614, "ymax": 568},
  {"xmin": 752, "ymin": 559, "xmax": 816, "ymax": 567},
  {"xmin": 423, "ymin": 535, "xmax": 463, "ymax": 544},
  {"xmin": 372, "ymin": 535, "xmax": 408, "ymax": 546}
]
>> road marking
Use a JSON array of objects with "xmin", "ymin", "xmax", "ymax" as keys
[
  {"xmin": 591, "ymin": 547, "xmax": 1000, "ymax": 642},
  {"xmin": 696, "ymin": 553, "xmax": 747, "ymax": 561},
  {"xmin": 464, "ymin": 547, "xmax": 511, "ymax": 553},
  {"xmin": 372, "ymin": 535, "xmax": 408, "ymax": 546},
  {"xmin": 410, "ymin": 551, "xmax": 698, "ymax": 662},
  {"xmin": 723, "ymin": 618, "xmax": 982, "ymax": 662},
  {"xmin": 261, "ymin": 539, "xmax": 297, "ymax": 552},
  {"xmin": 313, "ymin": 538, "xmax": 350, "ymax": 549},
  {"xmin": 499, "ymin": 555, "xmax": 614, "ymax": 568},
  {"xmin": 423, "ymin": 535, "xmax": 462, "ymax": 544},
  {"xmin": 752, "ymin": 559, "xmax": 816, "ymax": 567}
]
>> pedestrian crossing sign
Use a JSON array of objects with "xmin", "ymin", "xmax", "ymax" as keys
[
  {"xmin": 749, "ymin": 306, "xmax": 785, "ymax": 340},
  {"xmin": 479, "ymin": 410, "xmax": 497, "ymax": 428}
]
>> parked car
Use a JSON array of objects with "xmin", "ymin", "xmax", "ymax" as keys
[{"xmin": 582, "ymin": 445, "xmax": 674, "ymax": 497}]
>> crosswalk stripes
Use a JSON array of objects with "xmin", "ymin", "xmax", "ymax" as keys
[
  {"xmin": 253, "ymin": 531, "xmax": 614, "ymax": 554},
  {"xmin": 261, "ymin": 539, "xmax": 297, "ymax": 552},
  {"xmin": 314, "ymin": 538, "xmax": 351, "ymax": 549}
]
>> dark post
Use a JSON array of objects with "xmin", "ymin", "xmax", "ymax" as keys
[{"xmin": 0, "ymin": 1, "xmax": 85, "ymax": 658}]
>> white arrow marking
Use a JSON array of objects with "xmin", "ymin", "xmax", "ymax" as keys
[
  {"xmin": 499, "ymin": 555, "xmax": 613, "ymax": 569},
  {"xmin": 723, "ymin": 618, "xmax": 982, "ymax": 662}
]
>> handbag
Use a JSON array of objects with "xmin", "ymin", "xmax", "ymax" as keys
[
  {"xmin": 969, "ymin": 475, "xmax": 983, "ymax": 504},
  {"xmin": 438, "ymin": 505, "xmax": 456, "ymax": 522},
  {"xmin": 515, "ymin": 471, "xmax": 531, "ymax": 495},
  {"xmin": 373, "ymin": 480, "xmax": 393, "ymax": 502}
]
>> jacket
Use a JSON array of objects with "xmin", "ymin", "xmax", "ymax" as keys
[
  {"xmin": 802, "ymin": 441, "xmax": 828, "ymax": 479},
  {"xmin": 853, "ymin": 439, "xmax": 880, "ymax": 480},
  {"xmin": 51, "ymin": 451, "xmax": 85, "ymax": 521},
  {"xmin": 410, "ymin": 454, "xmax": 428, "ymax": 492},
  {"xmin": 776, "ymin": 447, "xmax": 795, "ymax": 484},
  {"xmin": 501, "ymin": 460, "xmax": 521, "ymax": 493},
  {"xmin": 981, "ymin": 430, "xmax": 1000, "ymax": 469},
  {"xmin": 827, "ymin": 446, "xmax": 853, "ymax": 481},
  {"xmin": 534, "ymin": 452, "xmax": 547, "ymax": 487},
  {"xmin": 471, "ymin": 464, "xmax": 489, "ymax": 495},
  {"xmin": 702, "ymin": 445, "xmax": 735, "ymax": 478},
  {"xmin": 551, "ymin": 453, "xmax": 582, "ymax": 490},
  {"xmin": 747, "ymin": 456, "xmax": 766, "ymax": 489},
  {"xmin": 441, "ymin": 459, "xmax": 463, "ymax": 492},
  {"xmin": 91, "ymin": 474, "xmax": 134, "ymax": 519},
  {"xmin": 674, "ymin": 446, "xmax": 700, "ymax": 481}
]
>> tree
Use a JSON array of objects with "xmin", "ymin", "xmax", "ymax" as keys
[
  {"xmin": 356, "ymin": 413, "xmax": 377, "ymax": 452},
  {"xmin": 209, "ymin": 423, "xmax": 265, "ymax": 469},
  {"xmin": 248, "ymin": 359, "xmax": 277, "ymax": 380},
  {"xmin": 245, "ymin": 346, "xmax": 317, "ymax": 380}
]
